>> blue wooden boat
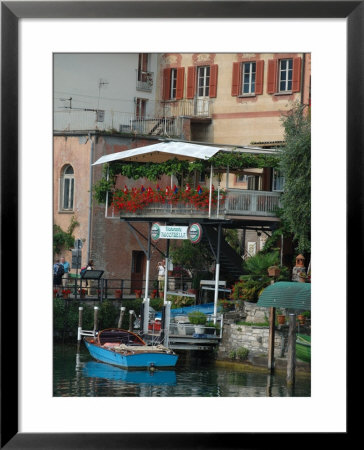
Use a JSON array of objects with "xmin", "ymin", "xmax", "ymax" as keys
[
  {"xmin": 84, "ymin": 328, "xmax": 178, "ymax": 369},
  {"xmin": 83, "ymin": 361, "xmax": 177, "ymax": 385}
]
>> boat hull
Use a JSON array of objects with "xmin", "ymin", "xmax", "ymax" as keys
[
  {"xmin": 296, "ymin": 334, "xmax": 311, "ymax": 363},
  {"xmin": 84, "ymin": 339, "xmax": 178, "ymax": 369}
]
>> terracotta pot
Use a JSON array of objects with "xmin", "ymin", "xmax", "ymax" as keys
[
  {"xmin": 268, "ymin": 266, "xmax": 280, "ymax": 277},
  {"xmin": 135, "ymin": 291, "xmax": 142, "ymax": 298},
  {"xmin": 297, "ymin": 315, "xmax": 306, "ymax": 325},
  {"xmin": 63, "ymin": 293, "xmax": 69, "ymax": 299},
  {"xmin": 277, "ymin": 314, "xmax": 286, "ymax": 325},
  {"xmin": 150, "ymin": 292, "xmax": 156, "ymax": 299},
  {"xmin": 114, "ymin": 291, "xmax": 122, "ymax": 299}
]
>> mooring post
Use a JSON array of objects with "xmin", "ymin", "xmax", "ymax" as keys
[
  {"xmin": 144, "ymin": 222, "xmax": 152, "ymax": 301},
  {"xmin": 163, "ymin": 301, "xmax": 171, "ymax": 348},
  {"xmin": 287, "ymin": 313, "xmax": 297, "ymax": 386},
  {"xmin": 93, "ymin": 306, "xmax": 99, "ymax": 337},
  {"xmin": 143, "ymin": 298, "xmax": 150, "ymax": 335},
  {"xmin": 213, "ymin": 223, "xmax": 222, "ymax": 324},
  {"xmin": 118, "ymin": 306, "xmax": 125, "ymax": 329},
  {"xmin": 267, "ymin": 306, "xmax": 276, "ymax": 372},
  {"xmin": 77, "ymin": 306, "xmax": 83, "ymax": 350},
  {"xmin": 129, "ymin": 310, "xmax": 134, "ymax": 332}
]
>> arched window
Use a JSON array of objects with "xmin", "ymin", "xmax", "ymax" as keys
[{"xmin": 61, "ymin": 165, "xmax": 74, "ymax": 210}]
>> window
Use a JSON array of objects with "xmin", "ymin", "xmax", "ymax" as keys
[
  {"xmin": 267, "ymin": 56, "xmax": 301, "ymax": 94},
  {"xmin": 279, "ymin": 59, "xmax": 293, "ymax": 92},
  {"xmin": 231, "ymin": 60, "xmax": 263, "ymax": 96},
  {"xmin": 242, "ymin": 62, "xmax": 256, "ymax": 94},
  {"xmin": 170, "ymin": 68, "xmax": 178, "ymax": 99},
  {"xmin": 61, "ymin": 165, "xmax": 74, "ymax": 211},
  {"xmin": 197, "ymin": 66, "xmax": 210, "ymax": 97},
  {"xmin": 135, "ymin": 98, "xmax": 147, "ymax": 119},
  {"xmin": 186, "ymin": 64, "xmax": 218, "ymax": 99},
  {"xmin": 163, "ymin": 67, "xmax": 185, "ymax": 100},
  {"xmin": 272, "ymin": 169, "xmax": 285, "ymax": 192}
]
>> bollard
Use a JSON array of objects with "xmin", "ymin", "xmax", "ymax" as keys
[
  {"xmin": 77, "ymin": 307, "xmax": 83, "ymax": 343},
  {"xmin": 267, "ymin": 306, "xmax": 276, "ymax": 372},
  {"xmin": 93, "ymin": 306, "xmax": 99, "ymax": 337},
  {"xmin": 118, "ymin": 306, "xmax": 125, "ymax": 329},
  {"xmin": 129, "ymin": 310, "xmax": 134, "ymax": 332}
]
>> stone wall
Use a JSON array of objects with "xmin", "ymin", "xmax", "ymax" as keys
[{"xmin": 217, "ymin": 322, "xmax": 288, "ymax": 361}]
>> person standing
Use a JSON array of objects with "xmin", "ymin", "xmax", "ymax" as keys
[
  {"xmin": 53, "ymin": 259, "xmax": 64, "ymax": 297},
  {"xmin": 60, "ymin": 256, "xmax": 70, "ymax": 288},
  {"xmin": 157, "ymin": 260, "xmax": 165, "ymax": 295}
]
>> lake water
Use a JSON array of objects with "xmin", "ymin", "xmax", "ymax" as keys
[{"xmin": 53, "ymin": 343, "xmax": 310, "ymax": 397}]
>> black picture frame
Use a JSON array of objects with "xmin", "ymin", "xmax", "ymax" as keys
[{"xmin": 1, "ymin": 1, "xmax": 357, "ymax": 448}]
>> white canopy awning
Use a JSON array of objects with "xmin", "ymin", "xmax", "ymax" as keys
[{"xmin": 92, "ymin": 141, "xmax": 225, "ymax": 166}]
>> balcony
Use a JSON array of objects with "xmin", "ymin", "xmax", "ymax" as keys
[
  {"xmin": 110, "ymin": 189, "xmax": 281, "ymax": 220},
  {"xmin": 161, "ymin": 99, "xmax": 212, "ymax": 119},
  {"xmin": 136, "ymin": 70, "xmax": 154, "ymax": 92}
]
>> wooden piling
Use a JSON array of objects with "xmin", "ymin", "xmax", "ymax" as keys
[
  {"xmin": 287, "ymin": 313, "xmax": 297, "ymax": 386},
  {"xmin": 93, "ymin": 306, "xmax": 99, "ymax": 337},
  {"xmin": 118, "ymin": 306, "xmax": 125, "ymax": 329},
  {"xmin": 129, "ymin": 310, "xmax": 134, "ymax": 332},
  {"xmin": 267, "ymin": 306, "xmax": 276, "ymax": 372}
]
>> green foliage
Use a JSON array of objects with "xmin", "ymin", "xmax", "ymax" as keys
[
  {"xmin": 98, "ymin": 300, "xmax": 119, "ymax": 329},
  {"xmin": 279, "ymin": 103, "xmax": 311, "ymax": 254},
  {"xmin": 53, "ymin": 216, "xmax": 79, "ymax": 255},
  {"xmin": 170, "ymin": 241, "xmax": 213, "ymax": 277},
  {"xmin": 236, "ymin": 347, "xmax": 249, "ymax": 361},
  {"xmin": 188, "ymin": 311, "xmax": 207, "ymax": 325},
  {"xmin": 223, "ymin": 229, "xmax": 241, "ymax": 255},
  {"xmin": 168, "ymin": 295, "xmax": 195, "ymax": 308},
  {"xmin": 230, "ymin": 251, "xmax": 289, "ymax": 303}
]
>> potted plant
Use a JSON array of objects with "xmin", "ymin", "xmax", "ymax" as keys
[
  {"xmin": 298, "ymin": 272, "xmax": 307, "ymax": 283},
  {"xmin": 188, "ymin": 311, "xmax": 207, "ymax": 334},
  {"xmin": 62, "ymin": 289, "xmax": 71, "ymax": 299},
  {"xmin": 276, "ymin": 308, "xmax": 286, "ymax": 325},
  {"xmin": 268, "ymin": 265, "xmax": 281, "ymax": 277},
  {"xmin": 114, "ymin": 289, "xmax": 122, "ymax": 299},
  {"xmin": 150, "ymin": 289, "xmax": 158, "ymax": 299},
  {"xmin": 78, "ymin": 288, "xmax": 87, "ymax": 299},
  {"xmin": 297, "ymin": 312, "xmax": 307, "ymax": 325},
  {"xmin": 134, "ymin": 289, "xmax": 142, "ymax": 298}
]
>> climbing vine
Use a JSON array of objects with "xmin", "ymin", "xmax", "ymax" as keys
[{"xmin": 53, "ymin": 216, "xmax": 79, "ymax": 255}]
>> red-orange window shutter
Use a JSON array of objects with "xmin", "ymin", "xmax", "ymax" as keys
[
  {"xmin": 186, "ymin": 66, "xmax": 196, "ymax": 99},
  {"xmin": 255, "ymin": 60, "xmax": 264, "ymax": 95},
  {"xmin": 209, "ymin": 64, "xmax": 218, "ymax": 98},
  {"xmin": 163, "ymin": 68, "xmax": 171, "ymax": 100},
  {"xmin": 267, "ymin": 59, "xmax": 278, "ymax": 94},
  {"xmin": 231, "ymin": 62, "xmax": 240, "ymax": 96},
  {"xmin": 176, "ymin": 67, "xmax": 185, "ymax": 100},
  {"xmin": 292, "ymin": 57, "xmax": 302, "ymax": 92}
]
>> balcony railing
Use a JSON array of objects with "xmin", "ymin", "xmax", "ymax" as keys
[
  {"xmin": 110, "ymin": 189, "xmax": 281, "ymax": 219},
  {"xmin": 136, "ymin": 70, "xmax": 154, "ymax": 92},
  {"xmin": 160, "ymin": 98, "xmax": 212, "ymax": 118}
]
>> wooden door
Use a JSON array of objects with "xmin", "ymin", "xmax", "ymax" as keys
[{"xmin": 131, "ymin": 250, "xmax": 145, "ymax": 291}]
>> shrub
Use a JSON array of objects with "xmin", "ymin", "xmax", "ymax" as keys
[
  {"xmin": 229, "ymin": 350, "xmax": 236, "ymax": 360},
  {"xmin": 236, "ymin": 347, "xmax": 249, "ymax": 361},
  {"xmin": 188, "ymin": 311, "xmax": 207, "ymax": 325}
]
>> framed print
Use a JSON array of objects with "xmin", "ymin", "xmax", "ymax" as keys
[{"xmin": 1, "ymin": 1, "xmax": 359, "ymax": 448}]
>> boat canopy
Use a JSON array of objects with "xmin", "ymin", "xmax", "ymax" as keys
[
  {"xmin": 257, "ymin": 281, "xmax": 311, "ymax": 310},
  {"xmin": 92, "ymin": 141, "xmax": 225, "ymax": 166}
]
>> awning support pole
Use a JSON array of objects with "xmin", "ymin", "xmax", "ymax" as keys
[
  {"xmin": 144, "ymin": 222, "xmax": 152, "ymax": 300},
  {"xmin": 209, "ymin": 164, "xmax": 213, "ymax": 218},
  {"xmin": 213, "ymin": 224, "xmax": 222, "ymax": 324},
  {"xmin": 287, "ymin": 313, "xmax": 297, "ymax": 386},
  {"xmin": 163, "ymin": 239, "xmax": 170, "ymax": 305}
]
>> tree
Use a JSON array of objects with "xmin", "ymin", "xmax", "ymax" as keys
[{"xmin": 279, "ymin": 102, "xmax": 311, "ymax": 255}]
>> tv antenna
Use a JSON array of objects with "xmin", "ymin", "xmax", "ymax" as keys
[{"xmin": 97, "ymin": 78, "xmax": 109, "ymax": 109}]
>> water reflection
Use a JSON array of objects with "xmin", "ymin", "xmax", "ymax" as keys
[{"xmin": 53, "ymin": 344, "xmax": 310, "ymax": 397}]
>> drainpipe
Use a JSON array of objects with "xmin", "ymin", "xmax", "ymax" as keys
[
  {"xmin": 300, "ymin": 53, "xmax": 305, "ymax": 105},
  {"xmin": 87, "ymin": 133, "xmax": 94, "ymax": 263}
]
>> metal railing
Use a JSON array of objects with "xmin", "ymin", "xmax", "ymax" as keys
[
  {"xmin": 55, "ymin": 276, "xmax": 194, "ymax": 301},
  {"xmin": 136, "ymin": 70, "xmax": 154, "ymax": 91},
  {"xmin": 160, "ymin": 98, "xmax": 212, "ymax": 118}
]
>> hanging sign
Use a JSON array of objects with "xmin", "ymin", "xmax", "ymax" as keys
[
  {"xmin": 188, "ymin": 223, "xmax": 203, "ymax": 244},
  {"xmin": 151, "ymin": 223, "xmax": 188, "ymax": 241}
]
